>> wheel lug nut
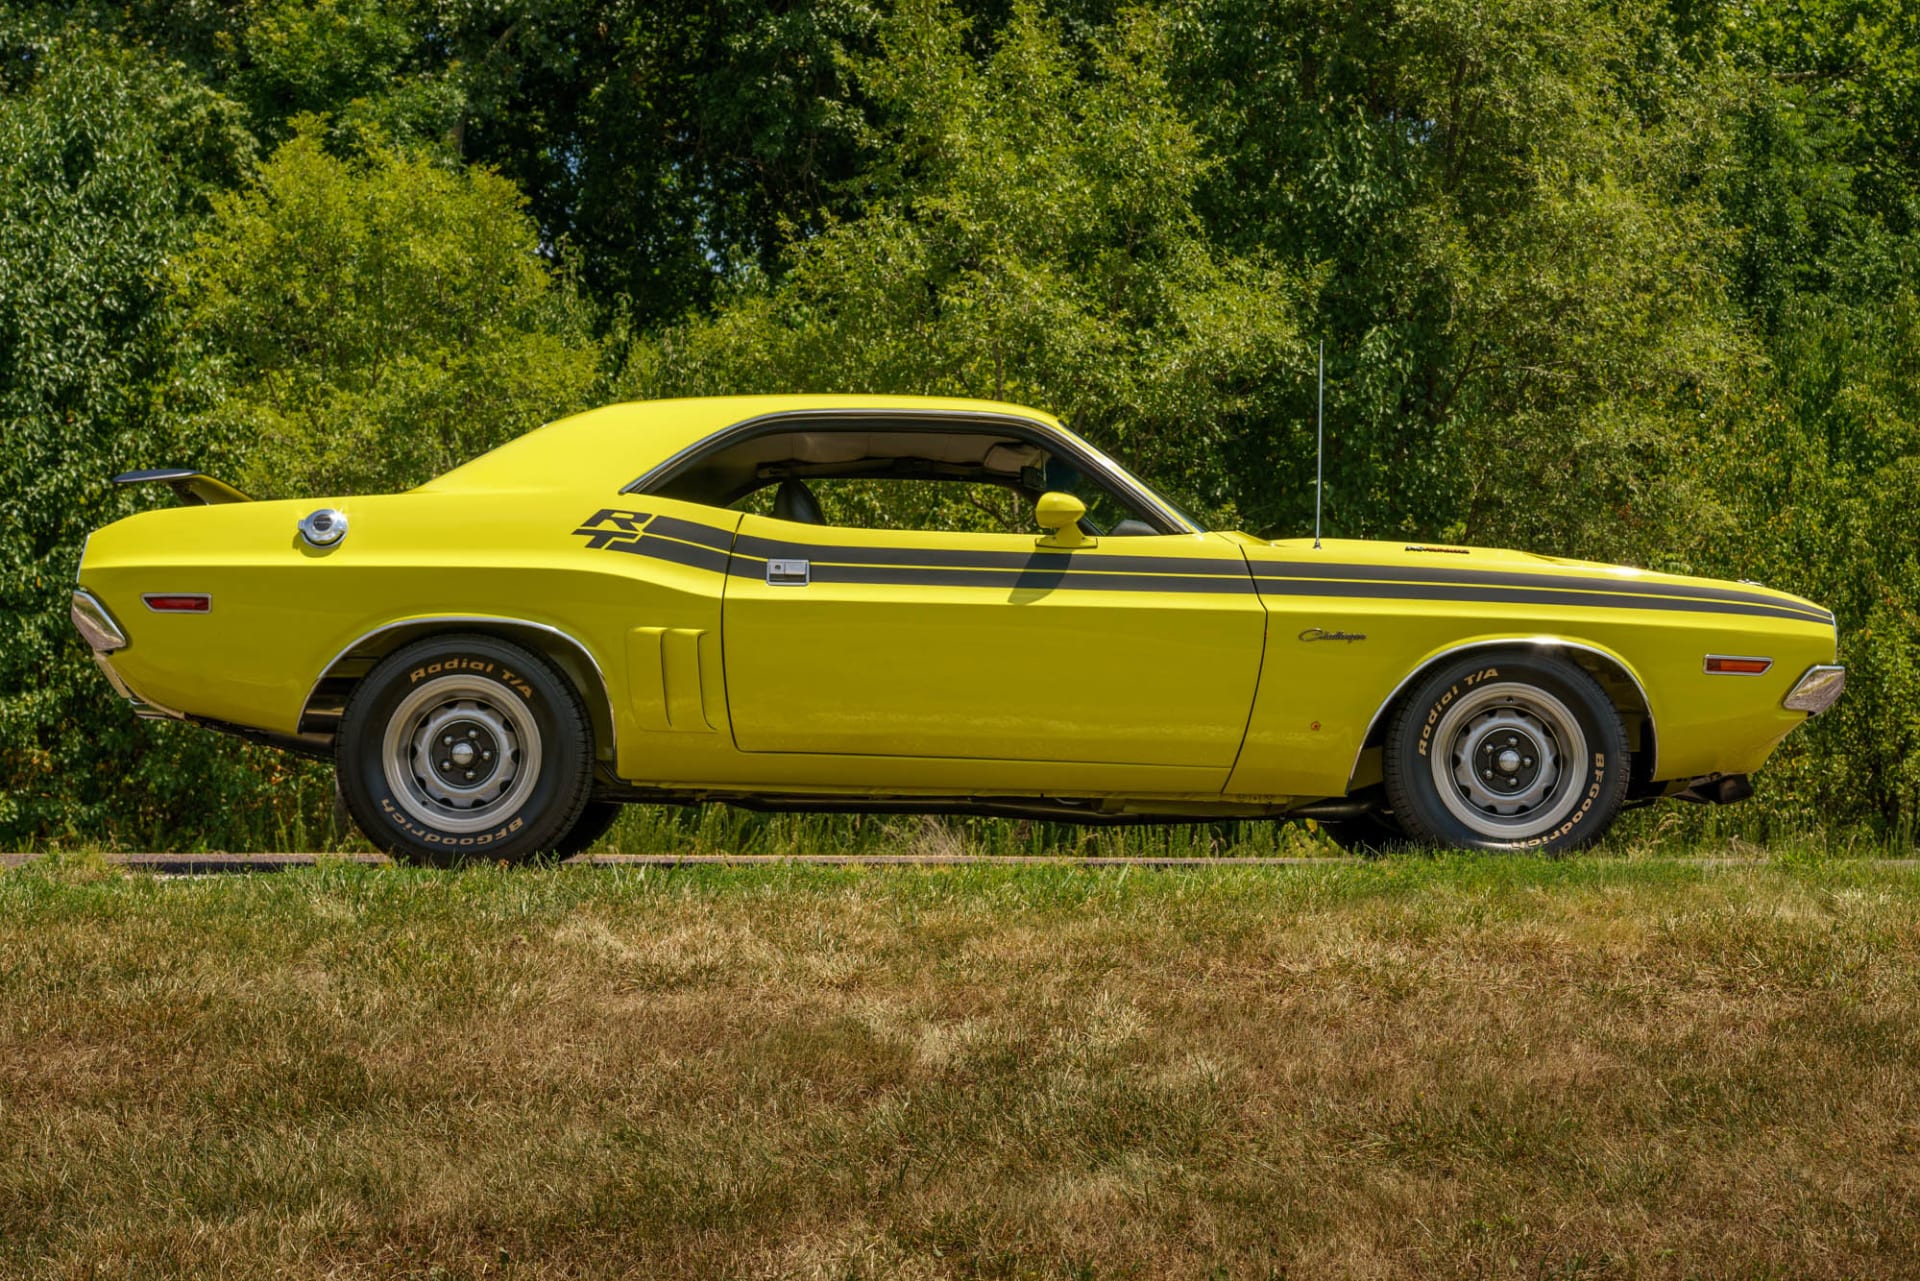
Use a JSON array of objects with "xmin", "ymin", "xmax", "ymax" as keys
[
  {"xmin": 468, "ymin": 729, "xmax": 478, "ymax": 739},
  {"xmin": 439, "ymin": 760, "xmax": 451, "ymax": 770},
  {"xmin": 442, "ymin": 735, "xmax": 453, "ymax": 745},
  {"xmin": 1483, "ymin": 770, "xmax": 1493, "ymax": 779},
  {"xmin": 1523, "ymin": 757, "xmax": 1533, "ymax": 767},
  {"xmin": 464, "ymin": 770, "xmax": 476, "ymax": 780},
  {"xmin": 482, "ymin": 750, "xmax": 492, "ymax": 761}
]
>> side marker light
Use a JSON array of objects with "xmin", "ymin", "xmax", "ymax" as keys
[{"xmin": 143, "ymin": 594, "xmax": 211, "ymax": 613}]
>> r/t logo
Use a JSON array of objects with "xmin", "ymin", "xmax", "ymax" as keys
[{"xmin": 572, "ymin": 508, "xmax": 653, "ymax": 550}]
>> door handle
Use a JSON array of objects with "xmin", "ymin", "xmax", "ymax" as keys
[{"xmin": 766, "ymin": 558, "xmax": 810, "ymax": 586}]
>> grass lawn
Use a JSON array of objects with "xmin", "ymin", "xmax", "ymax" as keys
[{"xmin": 3, "ymin": 855, "xmax": 1918, "ymax": 1279}]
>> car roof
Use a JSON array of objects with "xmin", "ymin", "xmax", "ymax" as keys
[{"xmin": 416, "ymin": 394, "xmax": 1068, "ymax": 495}]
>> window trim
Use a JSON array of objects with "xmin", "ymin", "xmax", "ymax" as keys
[{"xmin": 621, "ymin": 408, "xmax": 1199, "ymax": 536}]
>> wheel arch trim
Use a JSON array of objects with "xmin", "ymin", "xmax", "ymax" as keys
[
  {"xmin": 1348, "ymin": 636, "xmax": 1658, "ymax": 788},
  {"xmin": 301, "ymin": 615, "xmax": 618, "ymax": 759}
]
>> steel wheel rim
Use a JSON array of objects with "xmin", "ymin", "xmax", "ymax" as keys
[
  {"xmin": 1428, "ymin": 682, "xmax": 1589, "ymax": 839},
  {"xmin": 381, "ymin": 676, "xmax": 542, "ymax": 833}
]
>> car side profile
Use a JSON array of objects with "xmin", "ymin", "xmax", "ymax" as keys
[{"xmin": 71, "ymin": 395, "xmax": 1845, "ymax": 862}]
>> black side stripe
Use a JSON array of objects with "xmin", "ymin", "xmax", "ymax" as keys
[
  {"xmin": 606, "ymin": 524, "xmax": 1831, "ymax": 624},
  {"xmin": 1256, "ymin": 576, "xmax": 1828, "ymax": 624},
  {"xmin": 779, "ymin": 562, "xmax": 1257, "ymax": 594},
  {"xmin": 603, "ymin": 533, "xmax": 732, "ymax": 574},
  {"xmin": 647, "ymin": 515, "xmax": 737, "ymax": 550},
  {"xmin": 736, "ymin": 532, "xmax": 1826, "ymax": 620},
  {"xmin": 732, "ymin": 533, "xmax": 1237, "ymax": 577},
  {"xmin": 1254, "ymin": 562, "xmax": 1831, "ymax": 623},
  {"xmin": 745, "ymin": 562, "xmax": 1816, "ymax": 618}
]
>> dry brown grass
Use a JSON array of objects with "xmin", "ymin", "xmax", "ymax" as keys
[{"xmin": 2, "ymin": 856, "xmax": 1917, "ymax": 1279}]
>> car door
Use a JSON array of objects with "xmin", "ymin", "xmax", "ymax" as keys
[{"xmin": 720, "ymin": 515, "xmax": 1267, "ymax": 785}]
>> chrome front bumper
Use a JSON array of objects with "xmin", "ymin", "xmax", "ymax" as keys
[{"xmin": 1784, "ymin": 664, "xmax": 1846, "ymax": 715}]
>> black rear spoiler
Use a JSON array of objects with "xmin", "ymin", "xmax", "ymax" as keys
[{"xmin": 112, "ymin": 468, "xmax": 253, "ymax": 506}]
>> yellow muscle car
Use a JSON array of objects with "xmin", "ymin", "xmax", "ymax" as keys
[{"xmin": 70, "ymin": 395, "xmax": 1844, "ymax": 863}]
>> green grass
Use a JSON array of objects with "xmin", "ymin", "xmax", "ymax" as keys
[{"xmin": 4, "ymin": 855, "xmax": 1919, "ymax": 1278}]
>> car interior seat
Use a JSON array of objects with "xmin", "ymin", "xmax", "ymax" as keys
[{"xmin": 773, "ymin": 478, "xmax": 826, "ymax": 525}]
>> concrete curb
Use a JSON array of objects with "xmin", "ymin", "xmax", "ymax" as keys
[
  {"xmin": 5, "ymin": 852, "xmax": 1916, "ymax": 873},
  {"xmin": 0, "ymin": 852, "xmax": 1354, "ymax": 872}
]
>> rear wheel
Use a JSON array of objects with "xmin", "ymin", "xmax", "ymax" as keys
[
  {"xmin": 1383, "ymin": 651, "xmax": 1629, "ymax": 853},
  {"xmin": 336, "ymin": 634, "xmax": 595, "ymax": 867}
]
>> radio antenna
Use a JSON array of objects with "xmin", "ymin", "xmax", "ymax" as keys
[{"xmin": 1314, "ymin": 339, "xmax": 1324, "ymax": 550}]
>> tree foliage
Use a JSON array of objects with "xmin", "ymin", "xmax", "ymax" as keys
[
  {"xmin": 639, "ymin": 1, "xmax": 1299, "ymax": 523},
  {"xmin": 0, "ymin": 34, "xmax": 284, "ymax": 844},
  {"xmin": 173, "ymin": 121, "xmax": 602, "ymax": 498},
  {"xmin": 1163, "ymin": 0, "xmax": 1751, "ymax": 562}
]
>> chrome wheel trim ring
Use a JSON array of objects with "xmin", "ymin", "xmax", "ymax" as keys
[
  {"xmin": 381, "ymin": 675, "xmax": 542, "ymax": 833},
  {"xmin": 1428, "ymin": 682, "xmax": 1589, "ymax": 839}
]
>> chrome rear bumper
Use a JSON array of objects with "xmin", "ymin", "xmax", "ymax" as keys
[{"xmin": 70, "ymin": 589, "xmax": 180, "ymax": 719}]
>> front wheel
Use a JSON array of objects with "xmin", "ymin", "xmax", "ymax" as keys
[
  {"xmin": 336, "ymin": 634, "xmax": 596, "ymax": 867},
  {"xmin": 1382, "ymin": 651, "xmax": 1629, "ymax": 853}
]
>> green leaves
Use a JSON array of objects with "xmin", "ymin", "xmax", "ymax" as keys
[
  {"xmin": 641, "ymin": 1, "xmax": 1301, "ymax": 526},
  {"xmin": 171, "ymin": 121, "xmax": 603, "ymax": 499},
  {"xmin": 0, "ymin": 35, "xmax": 264, "ymax": 844}
]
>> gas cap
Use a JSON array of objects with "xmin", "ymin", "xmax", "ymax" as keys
[{"xmin": 298, "ymin": 508, "xmax": 348, "ymax": 547}]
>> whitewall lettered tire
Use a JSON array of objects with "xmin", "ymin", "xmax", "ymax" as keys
[
  {"xmin": 336, "ymin": 634, "xmax": 595, "ymax": 867},
  {"xmin": 1382, "ymin": 651, "xmax": 1629, "ymax": 853}
]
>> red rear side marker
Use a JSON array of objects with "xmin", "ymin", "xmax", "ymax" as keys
[{"xmin": 142, "ymin": 594, "xmax": 211, "ymax": 613}]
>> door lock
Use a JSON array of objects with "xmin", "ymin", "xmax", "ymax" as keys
[{"xmin": 766, "ymin": 558, "xmax": 810, "ymax": 586}]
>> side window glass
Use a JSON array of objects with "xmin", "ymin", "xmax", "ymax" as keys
[
  {"xmin": 1028, "ymin": 458, "xmax": 1150, "ymax": 534},
  {"xmin": 655, "ymin": 421, "xmax": 1168, "ymax": 535},
  {"xmin": 736, "ymin": 479, "xmax": 1032, "ymax": 533}
]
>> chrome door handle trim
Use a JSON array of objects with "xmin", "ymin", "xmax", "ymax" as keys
[{"xmin": 766, "ymin": 558, "xmax": 810, "ymax": 586}]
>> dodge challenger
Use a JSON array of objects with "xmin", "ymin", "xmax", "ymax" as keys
[{"xmin": 70, "ymin": 395, "xmax": 1844, "ymax": 863}]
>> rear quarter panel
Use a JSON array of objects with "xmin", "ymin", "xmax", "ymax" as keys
[{"xmin": 77, "ymin": 489, "xmax": 740, "ymax": 759}]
